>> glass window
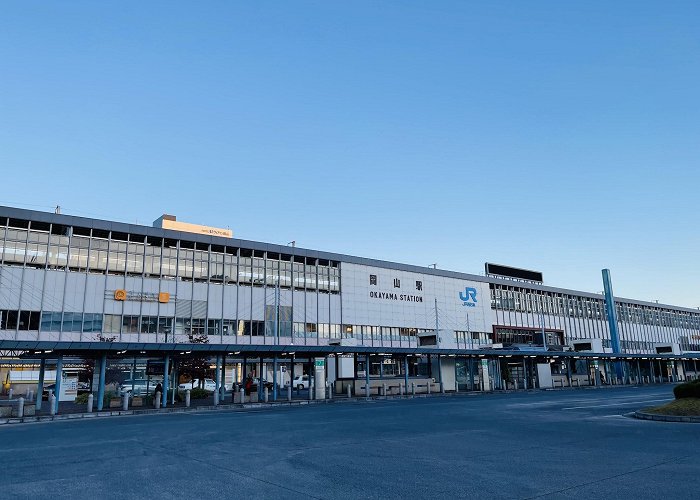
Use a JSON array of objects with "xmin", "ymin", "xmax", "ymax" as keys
[
  {"xmin": 83, "ymin": 313, "xmax": 103, "ymax": 332},
  {"xmin": 144, "ymin": 239, "xmax": 162, "ymax": 277},
  {"xmin": 126, "ymin": 242, "xmax": 144, "ymax": 275},
  {"xmin": 103, "ymin": 314, "xmax": 121, "ymax": 334}
]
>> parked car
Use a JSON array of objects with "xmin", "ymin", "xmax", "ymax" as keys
[
  {"xmin": 121, "ymin": 379, "xmax": 161, "ymax": 396},
  {"xmin": 292, "ymin": 375, "xmax": 313, "ymax": 390},
  {"xmin": 178, "ymin": 378, "xmax": 229, "ymax": 392}
]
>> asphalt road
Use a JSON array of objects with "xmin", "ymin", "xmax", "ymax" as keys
[{"xmin": 1, "ymin": 385, "xmax": 696, "ymax": 499}]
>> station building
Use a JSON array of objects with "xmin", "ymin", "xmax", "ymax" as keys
[{"xmin": 0, "ymin": 205, "xmax": 698, "ymax": 411}]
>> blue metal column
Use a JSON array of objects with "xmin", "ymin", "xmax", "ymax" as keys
[
  {"xmin": 272, "ymin": 357, "xmax": 278, "ymax": 401},
  {"xmin": 97, "ymin": 354, "xmax": 107, "ymax": 411},
  {"xmin": 220, "ymin": 355, "xmax": 226, "ymax": 402},
  {"xmin": 404, "ymin": 356, "xmax": 409, "ymax": 392},
  {"xmin": 602, "ymin": 269, "xmax": 624, "ymax": 380},
  {"xmin": 54, "ymin": 355, "xmax": 63, "ymax": 414},
  {"xmin": 258, "ymin": 357, "xmax": 263, "ymax": 402},
  {"xmin": 215, "ymin": 355, "xmax": 221, "ymax": 404},
  {"xmin": 365, "ymin": 354, "xmax": 371, "ymax": 396},
  {"xmin": 290, "ymin": 354, "xmax": 296, "ymax": 395},
  {"xmin": 162, "ymin": 354, "xmax": 170, "ymax": 408},
  {"xmin": 36, "ymin": 358, "xmax": 46, "ymax": 411}
]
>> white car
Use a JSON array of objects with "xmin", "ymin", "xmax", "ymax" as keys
[
  {"xmin": 178, "ymin": 378, "xmax": 228, "ymax": 392},
  {"xmin": 292, "ymin": 375, "xmax": 314, "ymax": 390}
]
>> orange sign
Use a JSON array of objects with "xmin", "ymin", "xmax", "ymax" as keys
[
  {"xmin": 158, "ymin": 292, "xmax": 170, "ymax": 303},
  {"xmin": 114, "ymin": 289, "xmax": 127, "ymax": 301}
]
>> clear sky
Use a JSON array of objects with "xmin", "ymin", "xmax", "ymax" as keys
[{"xmin": 1, "ymin": 2, "xmax": 698, "ymax": 308}]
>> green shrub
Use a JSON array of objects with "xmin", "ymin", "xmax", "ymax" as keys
[
  {"xmin": 75, "ymin": 393, "xmax": 90, "ymax": 404},
  {"xmin": 188, "ymin": 388, "xmax": 212, "ymax": 399},
  {"xmin": 673, "ymin": 381, "xmax": 700, "ymax": 399}
]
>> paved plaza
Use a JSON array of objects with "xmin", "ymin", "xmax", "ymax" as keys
[{"xmin": 1, "ymin": 385, "xmax": 696, "ymax": 499}]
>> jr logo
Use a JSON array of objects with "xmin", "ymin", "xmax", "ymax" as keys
[{"xmin": 459, "ymin": 287, "xmax": 478, "ymax": 307}]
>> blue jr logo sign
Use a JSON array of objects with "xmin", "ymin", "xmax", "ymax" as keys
[{"xmin": 459, "ymin": 287, "xmax": 478, "ymax": 307}]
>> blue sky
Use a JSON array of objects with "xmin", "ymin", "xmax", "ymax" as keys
[{"xmin": 1, "ymin": 2, "xmax": 698, "ymax": 307}]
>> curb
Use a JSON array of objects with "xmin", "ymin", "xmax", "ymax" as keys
[
  {"xmin": 0, "ymin": 390, "xmax": 497, "ymax": 426},
  {"xmin": 633, "ymin": 411, "xmax": 700, "ymax": 423}
]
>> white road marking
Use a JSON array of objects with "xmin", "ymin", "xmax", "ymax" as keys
[{"xmin": 562, "ymin": 398, "xmax": 672, "ymax": 410}]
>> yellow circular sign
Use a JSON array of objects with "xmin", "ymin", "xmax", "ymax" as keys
[{"xmin": 114, "ymin": 289, "xmax": 127, "ymax": 301}]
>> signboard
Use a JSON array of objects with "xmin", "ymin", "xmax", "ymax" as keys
[
  {"xmin": 112, "ymin": 290, "xmax": 171, "ymax": 303},
  {"xmin": 315, "ymin": 359, "xmax": 325, "ymax": 367},
  {"xmin": 146, "ymin": 361, "xmax": 165, "ymax": 376}
]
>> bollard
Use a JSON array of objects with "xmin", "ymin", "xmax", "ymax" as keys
[
  {"xmin": 328, "ymin": 384, "xmax": 333, "ymax": 400},
  {"xmin": 411, "ymin": 382, "xmax": 415, "ymax": 396},
  {"xmin": 8, "ymin": 388, "xmax": 13, "ymax": 400},
  {"xmin": 427, "ymin": 382, "xmax": 431, "ymax": 395},
  {"xmin": 18, "ymin": 397, "xmax": 25, "ymax": 418},
  {"xmin": 400, "ymin": 383, "xmax": 404, "ymax": 396},
  {"xmin": 239, "ymin": 387, "xmax": 245, "ymax": 404},
  {"xmin": 122, "ymin": 392, "xmax": 129, "ymax": 411},
  {"xmin": 29, "ymin": 390, "xmax": 34, "ymax": 402},
  {"xmin": 365, "ymin": 383, "xmax": 370, "ymax": 399},
  {"xmin": 309, "ymin": 382, "xmax": 314, "ymax": 401},
  {"xmin": 155, "ymin": 391, "xmax": 161, "ymax": 409},
  {"xmin": 347, "ymin": 384, "xmax": 352, "ymax": 398},
  {"xmin": 455, "ymin": 381, "xmax": 459, "ymax": 393},
  {"xmin": 48, "ymin": 389, "xmax": 53, "ymax": 402},
  {"xmin": 501, "ymin": 379, "xmax": 506, "ymax": 391},
  {"xmin": 49, "ymin": 395, "xmax": 56, "ymax": 415},
  {"xmin": 382, "ymin": 383, "xmax": 387, "ymax": 397},
  {"xmin": 288, "ymin": 385, "xmax": 292, "ymax": 402},
  {"xmin": 264, "ymin": 386, "xmax": 269, "ymax": 403},
  {"xmin": 87, "ymin": 393, "xmax": 94, "ymax": 413},
  {"xmin": 185, "ymin": 389, "xmax": 191, "ymax": 407},
  {"xmin": 214, "ymin": 389, "xmax": 219, "ymax": 406},
  {"xmin": 441, "ymin": 382, "xmax": 445, "ymax": 394}
]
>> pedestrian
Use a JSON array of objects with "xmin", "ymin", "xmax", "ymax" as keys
[
  {"xmin": 245, "ymin": 375, "xmax": 253, "ymax": 395},
  {"xmin": 154, "ymin": 382, "xmax": 163, "ymax": 396}
]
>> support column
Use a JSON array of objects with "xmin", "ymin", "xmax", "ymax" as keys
[
  {"xmin": 171, "ymin": 362, "xmax": 178, "ymax": 405},
  {"xmin": 97, "ymin": 353, "xmax": 107, "ymax": 411},
  {"xmin": 290, "ymin": 354, "xmax": 296, "ymax": 395},
  {"xmin": 636, "ymin": 359, "xmax": 642, "ymax": 385},
  {"xmin": 272, "ymin": 357, "xmax": 278, "ymax": 401},
  {"xmin": 242, "ymin": 356, "xmax": 247, "ymax": 382},
  {"xmin": 259, "ymin": 357, "xmax": 263, "ymax": 403},
  {"xmin": 437, "ymin": 355, "xmax": 444, "ymax": 393},
  {"xmin": 162, "ymin": 354, "xmax": 170, "ymax": 408},
  {"xmin": 469, "ymin": 358, "xmax": 475, "ymax": 391},
  {"xmin": 566, "ymin": 358, "xmax": 572, "ymax": 387},
  {"xmin": 365, "ymin": 354, "xmax": 371, "ymax": 397},
  {"xmin": 404, "ymin": 356, "xmax": 409, "ymax": 393},
  {"xmin": 36, "ymin": 358, "xmax": 46, "ymax": 411},
  {"xmin": 54, "ymin": 355, "xmax": 63, "ymax": 415},
  {"xmin": 220, "ymin": 354, "xmax": 226, "ymax": 402},
  {"xmin": 215, "ymin": 355, "xmax": 221, "ymax": 405}
]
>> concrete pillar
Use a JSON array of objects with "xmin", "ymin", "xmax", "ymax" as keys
[
  {"xmin": 258, "ymin": 357, "xmax": 264, "ymax": 403},
  {"xmin": 18, "ymin": 397, "xmax": 25, "ymax": 418},
  {"xmin": 185, "ymin": 389, "xmax": 191, "ymax": 407},
  {"xmin": 155, "ymin": 391, "xmax": 161, "ymax": 409},
  {"xmin": 347, "ymin": 384, "xmax": 351, "ymax": 398},
  {"xmin": 87, "ymin": 393, "xmax": 94, "ymax": 413},
  {"xmin": 49, "ymin": 395, "xmax": 56, "ymax": 415},
  {"xmin": 97, "ymin": 354, "xmax": 107, "ymax": 411},
  {"xmin": 122, "ymin": 392, "xmax": 129, "ymax": 411},
  {"xmin": 54, "ymin": 355, "xmax": 63, "ymax": 415},
  {"xmin": 36, "ymin": 358, "xmax": 46, "ymax": 411}
]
